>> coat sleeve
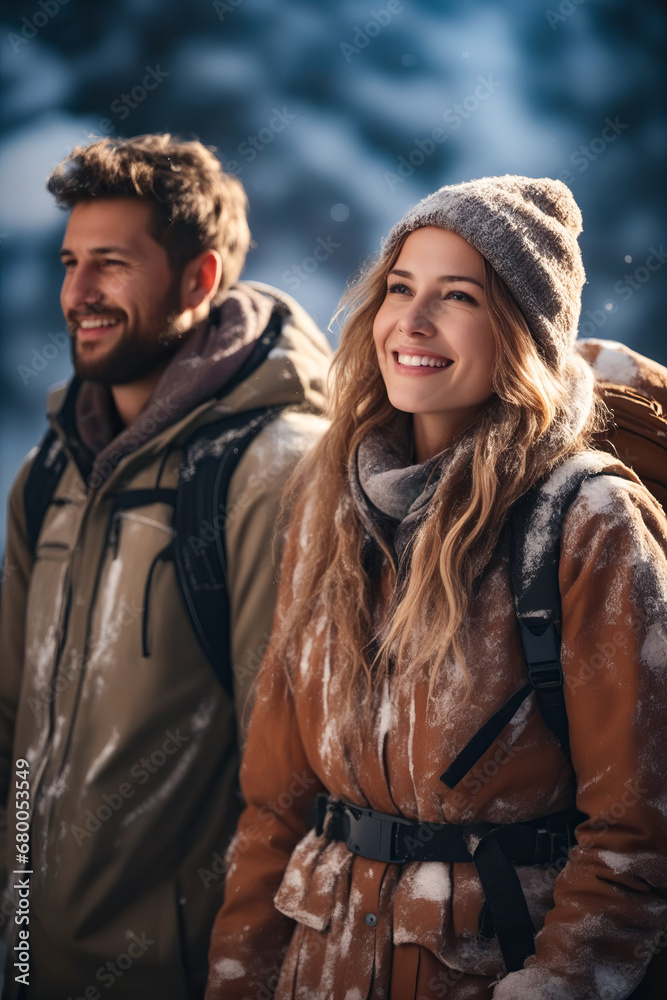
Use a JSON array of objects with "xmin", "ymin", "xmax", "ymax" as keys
[
  {"xmin": 225, "ymin": 410, "xmax": 327, "ymax": 745},
  {"xmin": 494, "ymin": 476, "xmax": 667, "ymax": 1000},
  {"xmin": 0, "ymin": 456, "xmax": 35, "ymax": 907},
  {"xmin": 205, "ymin": 515, "xmax": 326, "ymax": 999}
]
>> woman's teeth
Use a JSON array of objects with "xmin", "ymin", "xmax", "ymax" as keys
[{"xmin": 396, "ymin": 353, "xmax": 451, "ymax": 368}]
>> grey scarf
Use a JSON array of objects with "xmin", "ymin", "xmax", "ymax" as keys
[{"xmin": 349, "ymin": 413, "xmax": 474, "ymax": 561}]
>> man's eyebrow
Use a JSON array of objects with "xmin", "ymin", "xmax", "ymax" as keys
[
  {"xmin": 389, "ymin": 268, "xmax": 483, "ymax": 289},
  {"xmin": 59, "ymin": 245, "xmax": 131, "ymax": 257}
]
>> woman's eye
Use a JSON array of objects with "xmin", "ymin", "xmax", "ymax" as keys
[
  {"xmin": 445, "ymin": 290, "xmax": 476, "ymax": 304},
  {"xmin": 387, "ymin": 282, "xmax": 410, "ymax": 294}
]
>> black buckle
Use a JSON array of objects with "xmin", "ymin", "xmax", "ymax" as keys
[
  {"xmin": 341, "ymin": 803, "xmax": 416, "ymax": 863},
  {"xmin": 529, "ymin": 660, "xmax": 564, "ymax": 690},
  {"xmin": 530, "ymin": 824, "xmax": 563, "ymax": 864},
  {"xmin": 519, "ymin": 618, "xmax": 562, "ymax": 685},
  {"xmin": 530, "ymin": 811, "xmax": 580, "ymax": 864}
]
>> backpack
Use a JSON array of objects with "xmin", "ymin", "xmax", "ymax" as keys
[
  {"xmin": 576, "ymin": 338, "xmax": 667, "ymax": 507},
  {"xmin": 441, "ymin": 339, "xmax": 667, "ymax": 989},
  {"xmin": 22, "ymin": 311, "xmax": 286, "ymax": 700}
]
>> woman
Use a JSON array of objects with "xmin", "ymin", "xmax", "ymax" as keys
[{"xmin": 205, "ymin": 176, "xmax": 667, "ymax": 999}]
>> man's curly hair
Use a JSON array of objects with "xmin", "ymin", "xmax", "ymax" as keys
[{"xmin": 47, "ymin": 133, "xmax": 251, "ymax": 301}]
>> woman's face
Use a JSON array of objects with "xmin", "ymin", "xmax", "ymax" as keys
[{"xmin": 373, "ymin": 226, "xmax": 496, "ymax": 461}]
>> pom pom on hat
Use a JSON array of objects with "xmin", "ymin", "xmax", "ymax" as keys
[{"xmin": 383, "ymin": 175, "xmax": 586, "ymax": 371}]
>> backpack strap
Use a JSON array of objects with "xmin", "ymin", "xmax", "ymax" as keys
[
  {"xmin": 508, "ymin": 465, "xmax": 628, "ymax": 753},
  {"xmin": 24, "ymin": 428, "xmax": 69, "ymax": 556},
  {"xmin": 508, "ymin": 470, "xmax": 597, "ymax": 754},
  {"xmin": 170, "ymin": 294, "xmax": 288, "ymax": 695},
  {"xmin": 441, "ymin": 464, "xmax": 620, "ymax": 789},
  {"xmin": 172, "ymin": 404, "xmax": 286, "ymax": 698}
]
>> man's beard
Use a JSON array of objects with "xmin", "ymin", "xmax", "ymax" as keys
[{"xmin": 70, "ymin": 295, "xmax": 190, "ymax": 387}]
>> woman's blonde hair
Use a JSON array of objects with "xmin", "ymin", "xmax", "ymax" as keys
[{"xmin": 275, "ymin": 230, "xmax": 605, "ymax": 704}]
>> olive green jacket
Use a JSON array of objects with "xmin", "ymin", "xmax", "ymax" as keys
[{"xmin": 0, "ymin": 282, "xmax": 330, "ymax": 998}]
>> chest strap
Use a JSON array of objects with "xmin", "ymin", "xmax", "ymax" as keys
[{"xmin": 314, "ymin": 793, "xmax": 584, "ymax": 972}]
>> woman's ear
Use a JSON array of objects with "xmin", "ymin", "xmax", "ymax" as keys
[{"xmin": 180, "ymin": 249, "xmax": 223, "ymax": 310}]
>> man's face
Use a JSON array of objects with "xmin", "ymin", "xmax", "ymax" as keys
[{"xmin": 60, "ymin": 198, "xmax": 187, "ymax": 386}]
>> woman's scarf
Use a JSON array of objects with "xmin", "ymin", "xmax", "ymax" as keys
[{"xmin": 349, "ymin": 413, "xmax": 475, "ymax": 561}]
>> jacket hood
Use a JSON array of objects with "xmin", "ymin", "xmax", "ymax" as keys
[{"xmin": 46, "ymin": 281, "xmax": 331, "ymax": 490}]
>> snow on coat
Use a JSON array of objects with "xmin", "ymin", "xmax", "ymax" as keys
[{"xmin": 206, "ymin": 455, "xmax": 667, "ymax": 1000}]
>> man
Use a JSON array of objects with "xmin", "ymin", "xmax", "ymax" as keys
[{"xmin": 0, "ymin": 134, "xmax": 330, "ymax": 999}]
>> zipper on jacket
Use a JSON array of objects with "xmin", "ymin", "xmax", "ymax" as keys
[
  {"xmin": 30, "ymin": 499, "xmax": 114, "ymax": 855},
  {"xmin": 26, "ymin": 434, "xmax": 175, "ymax": 865},
  {"xmin": 27, "ymin": 520, "xmax": 80, "ymax": 887},
  {"xmin": 142, "ymin": 542, "xmax": 174, "ymax": 657},
  {"xmin": 109, "ymin": 512, "xmax": 122, "ymax": 559}
]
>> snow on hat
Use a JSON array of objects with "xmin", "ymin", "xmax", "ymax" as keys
[{"xmin": 383, "ymin": 175, "xmax": 586, "ymax": 371}]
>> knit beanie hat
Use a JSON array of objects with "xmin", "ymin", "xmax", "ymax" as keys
[{"xmin": 383, "ymin": 175, "xmax": 585, "ymax": 371}]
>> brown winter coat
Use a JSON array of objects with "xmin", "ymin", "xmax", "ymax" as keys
[
  {"xmin": 206, "ymin": 452, "xmax": 667, "ymax": 1000},
  {"xmin": 0, "ymin": 282, "xmax": 331, "ymax": 999}
]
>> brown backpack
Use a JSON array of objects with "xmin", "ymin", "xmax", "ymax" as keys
[
  {"xmin": 576, "ymin": 338, "xmax": 667, "ymax": 998},
  {"xmin": 576, "ymin": 338, "xmax": 667, "ymax": 510}
]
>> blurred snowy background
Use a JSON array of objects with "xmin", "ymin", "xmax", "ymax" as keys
[{"xmin": 1, "ymin": 0, "xmax": 666, "ymax": 549}]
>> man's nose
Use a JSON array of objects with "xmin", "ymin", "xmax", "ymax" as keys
[{"xmin": 63, "ymin": 266, "xmax": 105, "ymax": 310}]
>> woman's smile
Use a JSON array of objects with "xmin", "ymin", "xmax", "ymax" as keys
[{"xmin": 393, "ymin": 350, "xmax": 454, "ymax": 370}]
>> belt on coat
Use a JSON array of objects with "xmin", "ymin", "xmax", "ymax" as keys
[{"xmin": 313, "ymin": 793, "xmax": 585, "ymax": 973}]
